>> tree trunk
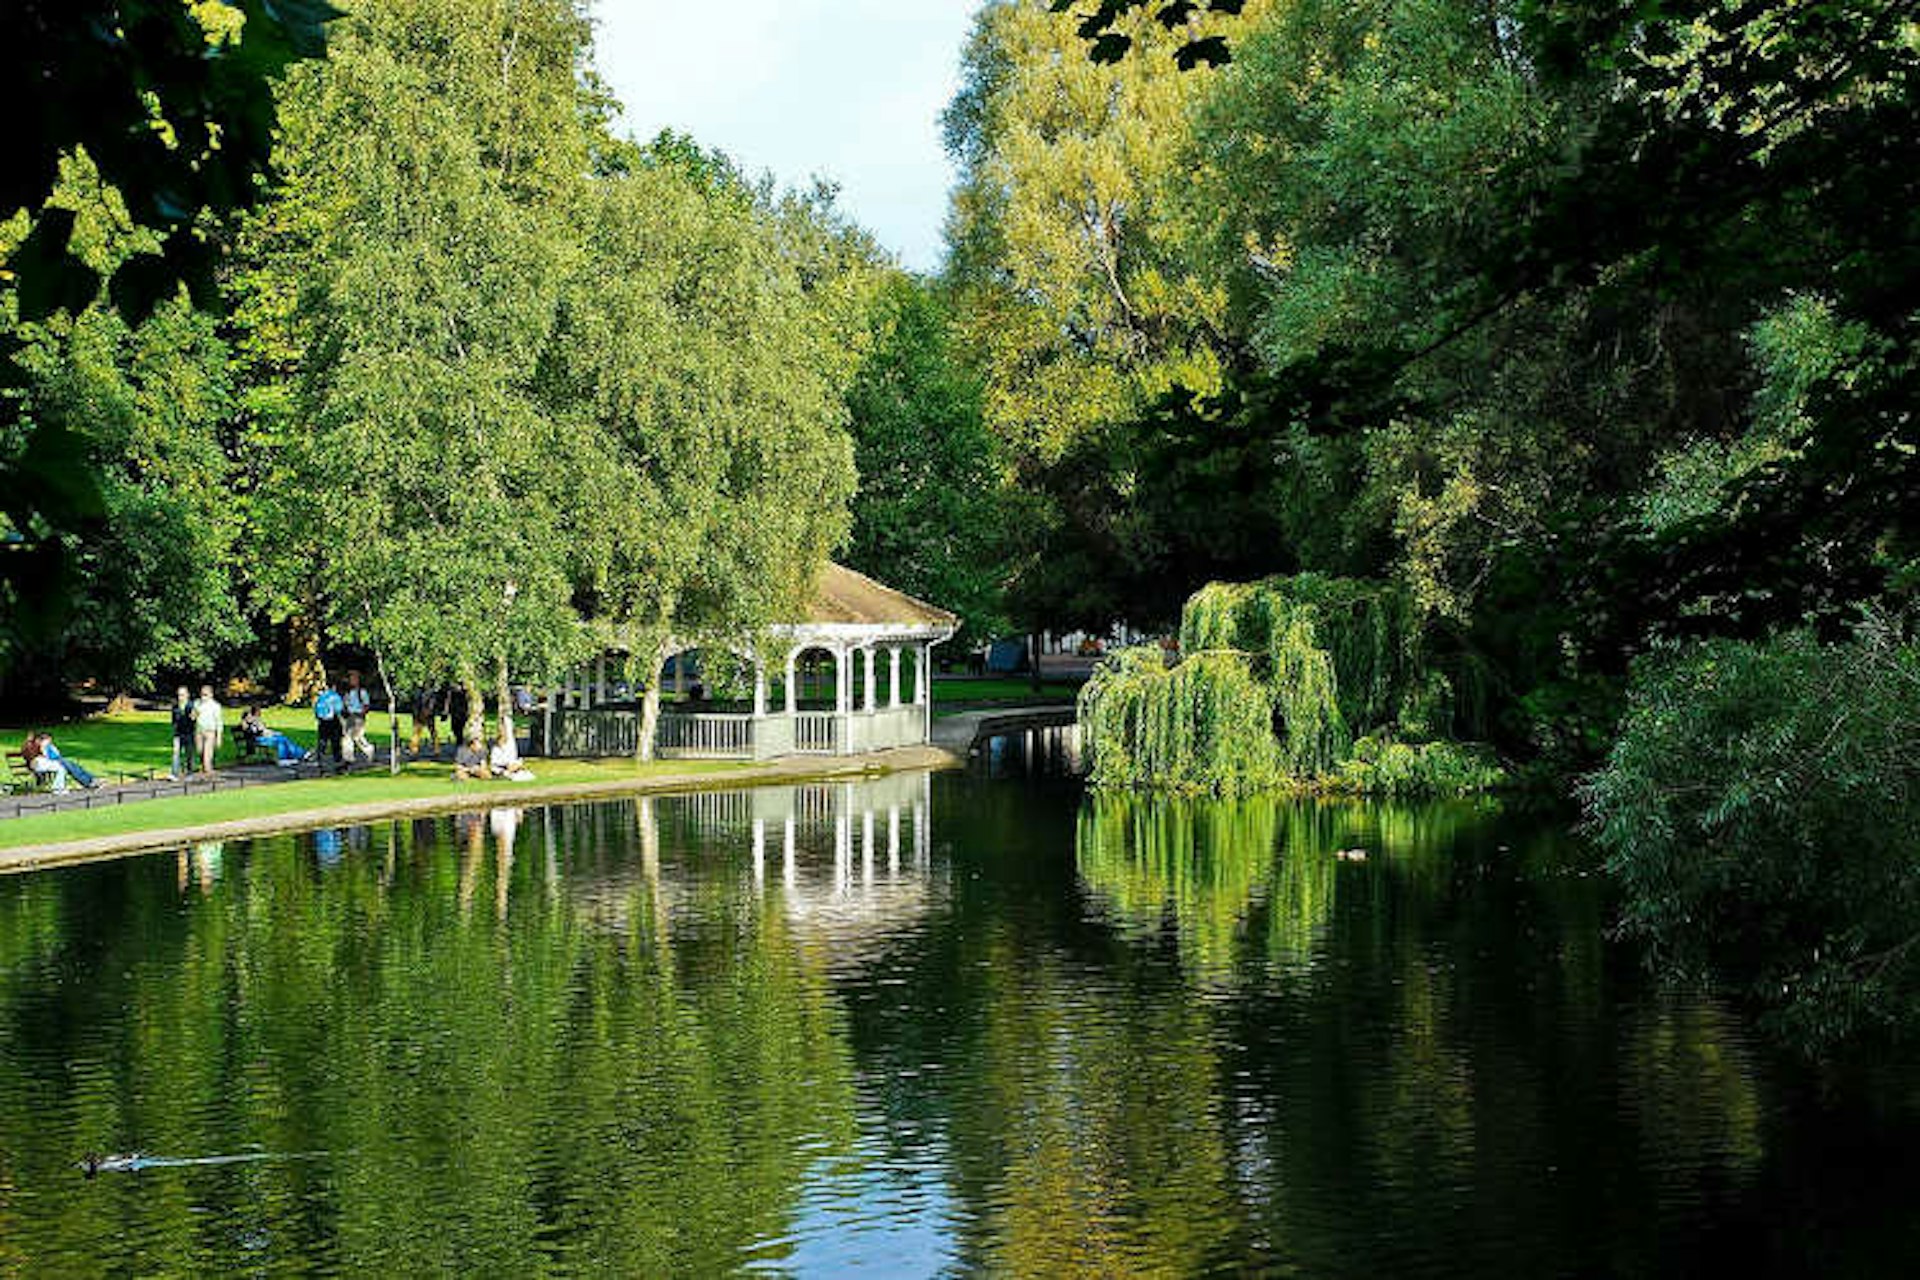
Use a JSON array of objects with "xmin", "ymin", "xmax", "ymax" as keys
[
  {"xmin": 634, "ymin": 642, "xmax": 665, "ymax": 763},
  {"xmin": 376, "ymin": 661, "xmax": 399, "ymax": 774},
  {"xmin": 637, "ymin": 679, "xmax": 661, "ymax": 763},
  {"xmin": 1029, "ymin": 630, "xmax": 1044, "ymax": 693},
  {"xmin": 286, "ymin": 608, "xmax": 326, "ymax": 704},
  {"xmin": 460, "ymin": 665, "xmax": 486, "ymax": 745},
  {"xmin": 495, "ymin": 653, "xmax": 514, "ymax": 746}
]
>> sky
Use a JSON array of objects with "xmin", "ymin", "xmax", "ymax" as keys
[{"xmin": 589, "ymin": 0, "xmax": 982, "ymax": 274}]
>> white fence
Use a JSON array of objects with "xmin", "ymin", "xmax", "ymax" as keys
[
  {"xmin": 794, "ymin": 713, "xmax": 839, "ymax": 755},
  {"xmin": 547, "ymin": 707, "xmax": 927, "ymax": 762},
  {"xmin": 654, "ymin": 714, "xmax": 754, "ymax": 759}
]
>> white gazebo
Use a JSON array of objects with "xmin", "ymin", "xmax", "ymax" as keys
[{"xmin": 541, "ymin": 563, "xmax": 958, "ymax": 760}]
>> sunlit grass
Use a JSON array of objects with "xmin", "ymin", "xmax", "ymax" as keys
[{"xmin": 0, "ymin": 755, "xmax": 747, "ymax": 853}]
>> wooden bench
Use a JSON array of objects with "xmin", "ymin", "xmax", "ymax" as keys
[{"xmin": 5, "ymin": 751, "xmax": 53, "ymax": 794}]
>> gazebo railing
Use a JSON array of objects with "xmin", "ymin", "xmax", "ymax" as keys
[
  {"xmin": 543, "ymin": 707, "xmax": 921, "ymax": 761},
  {"xmin": 794, "ymin": 712, "xmax": 839, "ymax": 755},
  {"xmin": 656, "ymin": 714, "xmax": 754, "ymax": 759}
]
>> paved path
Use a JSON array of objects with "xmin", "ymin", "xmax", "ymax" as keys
[{"xmin": 0, "ymin": 756, "xmax": 401, "ymax": 823}]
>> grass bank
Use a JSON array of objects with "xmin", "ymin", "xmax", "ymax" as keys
[
  {"xmin": 3, "ymin": 705, "xmax": 407, "ymax": 780},
  {"xmin": 0, "ymin": 756, "xmax": 749, "ymax": 853}
]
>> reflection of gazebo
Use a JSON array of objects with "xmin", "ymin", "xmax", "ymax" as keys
[{"xmin": 542, "ymin": 564, "xmax": 958, "ymax": 760}]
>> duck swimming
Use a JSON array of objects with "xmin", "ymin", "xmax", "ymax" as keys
[{"xmin": 78, "ymin": 1150, "xmax": 330, "ymax": 1178}]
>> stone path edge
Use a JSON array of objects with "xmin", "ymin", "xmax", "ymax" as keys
[{"xmin": 0, "ymin": 746, "xmax": 966, "ymax": 875}]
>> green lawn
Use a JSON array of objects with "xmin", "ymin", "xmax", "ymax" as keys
[
  {"xmin": 0, "ymin": 754, "xmax": 746, "ymax": 852},
  {"xmin": 3, "ymin": 704, "xmax": 410, "ymax": 780}
]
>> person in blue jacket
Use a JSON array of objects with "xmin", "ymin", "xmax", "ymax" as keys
[{"xmin": 313, "ymin": 683, "xmax": 346, "ymax": 771}]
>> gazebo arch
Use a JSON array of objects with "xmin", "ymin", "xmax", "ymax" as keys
[{"xmin": 540, "ymin": 564, "xmax": 957, "ymax": 760}]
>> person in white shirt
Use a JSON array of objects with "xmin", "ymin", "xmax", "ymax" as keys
[
  {"xmin": 342, "ymin": 670, "xmax": 374, "ymax": 763},
  {"xmin": 193, "ymin": 685, "xmax": 224, "ymax": 775},
  {"xmin": 488, "ymin": 727, "xmax": 534, "ymax": 782}
]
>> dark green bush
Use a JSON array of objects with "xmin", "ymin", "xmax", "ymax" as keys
[{"xmin": 1583, "ymin": 613, "xmax": 1920, "ymax": 1052}]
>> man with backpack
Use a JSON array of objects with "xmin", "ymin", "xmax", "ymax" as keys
[{"xmin": 313, "ymin": 682, "xmax": 345, "ymax": 771}]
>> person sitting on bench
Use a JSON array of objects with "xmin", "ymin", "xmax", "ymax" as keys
[
  {"xmin": 237, "ymin": 706, "xmax": 267, "ymax": 759},
  {"xmin": 27, "ymin": 732, "xmax": 98, "ymax": 792},
  {"xmin": 255, "ymin": 726, "xmax": 311, "ymax": 765}
]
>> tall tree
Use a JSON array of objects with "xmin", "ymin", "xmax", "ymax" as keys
[
  {"xmin": 843, "ymin": 275, "xmax": 1008, "ymax": 643},
  {"xmin": 944, "ymin": 0, "xmax": 1259, "ymax": 632},
  {"xmin": 547, "ymin": 151, "xmax": 861, "ymax": 755},
  {"xmin": 2, "ymin": 0, "xmax": 336, "ymax": 674}
]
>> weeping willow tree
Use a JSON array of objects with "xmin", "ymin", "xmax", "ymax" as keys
[
  {"xmin": 1077, "ymin": 647, "xmax": 1285, "ymax": 792},
  {"xmin": 1082, "ymin": 574, "xmax": 1500, "ymax": 793}
]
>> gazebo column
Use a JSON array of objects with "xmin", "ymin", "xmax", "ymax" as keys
[
  {"xmin": 889, "ymin": 647, "xmax": 902, "ymax": 708},
  {"xmin": 785, "ymin": 650, "xmax": 798, "ymax": 715},
  {"xmin": 863, "ymin": 647, "xmax": 877, "ymax": 712},
  {"xmin": 834, "ymin": 647, "xmax": 850, "ymax": 715},
  {"xmin": 752, "ymin": 663, "xmax": 767, "ymax": 718}
]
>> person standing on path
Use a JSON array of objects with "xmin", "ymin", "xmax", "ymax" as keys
[
  {"xmin": 192, "ymin": 684, "xmax": 223, "ymax": 775},
  {"xmin": 342, "ymin": 670, "xmax": 374, "ymax": 764},
  {"xmin": 410, "ymin": 686, "xmax": 441, "ymax": 757},
  {"xmin": 313, "ymin": 682, "xmax": 345, "ymax": 771},
  {"xmin": 169, "ymin": 686, "xmax": 195, "ymax": 780}
]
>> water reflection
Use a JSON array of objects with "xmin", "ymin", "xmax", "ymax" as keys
[{"xmin": 0, "ymin": 776, "xmax": 1914, "ymax": 1277}]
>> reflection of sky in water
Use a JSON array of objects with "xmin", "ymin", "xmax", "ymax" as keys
[{"xmin": 757, "ymin": 1133, "xmax": 959, "ymax": 1278}]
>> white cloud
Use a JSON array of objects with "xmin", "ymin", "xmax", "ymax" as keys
[{"xmin": 589, "ymin": 0, "xmax": 979, "ymax": 272}]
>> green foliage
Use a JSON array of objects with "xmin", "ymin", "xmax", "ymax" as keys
[
  {"xmin": 1328, "ymin": 736, "xmax": 1503, "ymax": 798},
  {"xmin": 943, "ymin": 0, "xmax": 1258, "ymax": 631},
  {"xmin": 1583, "ymin": 613, "xmax": 1920, "ymax": 1053},
  {"xmin": 1085, "ymin": 574, "xmax": 1499, "ymax": 792},
  {"xmin": 1079, "ymin": 645, "xmax": 1284, "ymax": 793},
  {"xmin": 1180, "ymin": 575, "xmax": 1424, "ymax": 741},
  {"xmin": 1, "ymin": 0, "xmax": 337, "ymax": 673},
  {"xmin": 843, "ymin": 275, "xmax": 1008, "ymax": 645},
  {"xmin": 227, "ymin": 0, "xmax": 863, "ymax": 701}
]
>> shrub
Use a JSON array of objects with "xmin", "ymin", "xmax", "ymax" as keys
[
  {"xmin": 1081, "ymin": 574, "xmax": 1502, "ymax": 795},
  {"xmin": 1582, "ymin": 612, "xmax": 1920, "ymax": 1052},
  {"xmin": 1328, "ymin": 736, "xmax": 1505, "ymax": 797}
]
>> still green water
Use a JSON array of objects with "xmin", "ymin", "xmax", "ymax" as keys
[{"xmin": 0, "ymin": 772, "xmax": 1914, "ymax": 1276}]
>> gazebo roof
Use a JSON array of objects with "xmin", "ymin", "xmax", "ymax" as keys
[{"xmin": 804, "ymin": 563, "xmax": 958, "ymax": 630}]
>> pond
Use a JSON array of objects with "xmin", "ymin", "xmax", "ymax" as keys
[{"xmin": 0, "ymin": 771, "xmax": 1914, "ymax": 1276}]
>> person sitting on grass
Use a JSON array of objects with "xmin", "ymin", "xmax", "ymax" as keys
[
  {"xmin": 453, "ymin": 734, "xmax": 492, "ymax": 782},
  {"xmin": 488, "ymin": 726, "xmax": 535, "ymax": 783},
  {"xmin": 26, "ymin": 732, "xmax": 99, "ymax": 792}
]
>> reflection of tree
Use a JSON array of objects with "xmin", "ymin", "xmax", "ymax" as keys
[
  {"xmin": 1076, "ymin": 793, "xmax": 1281, "ymax": 981},
  {"xmin": 962, "ymin": 944, "xmax": 1251, "ymax": 1276},
  {"xmin": 0, "ymin": 812, "xmax": 857, "ymax": 1273}
]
